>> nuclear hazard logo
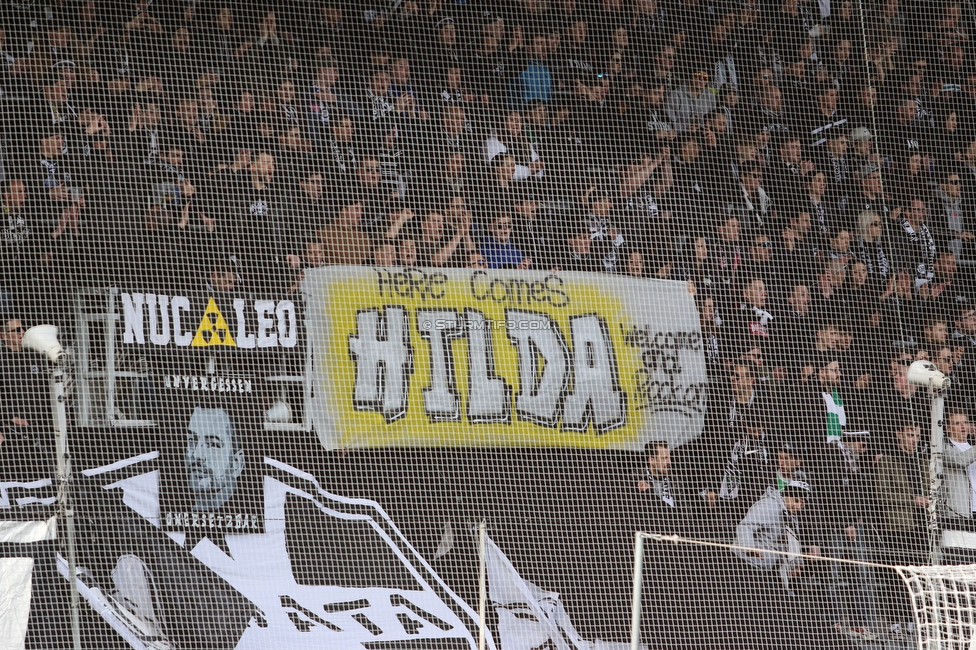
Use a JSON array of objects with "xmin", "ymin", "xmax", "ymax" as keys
[
  {"xmin": 121, "ymin": 293, "xmax": 299, "ymax": 349},
  {"xmin": 192, "ymin": 298, "xmax": 237, "ymax": 347}
]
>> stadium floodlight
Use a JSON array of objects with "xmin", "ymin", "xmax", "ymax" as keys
[
  {"xmin": 21, "ymin": 324, "xmax": 64, "ymax": 362},
  {"xmin": 22, "ymin": 325, "xmax": 81, "ymax": 650},
  {"xmin": 907, "ymin": 361, "xmax": 951, "ymax": 566},
  {"xmin": 907, "ymin": 360, "xmax": 950, "ymax": 391}
]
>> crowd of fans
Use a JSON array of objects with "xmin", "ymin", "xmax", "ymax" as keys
[{"xmin": 2, "ymin": 0, "xmax": 976, "ymax": 640}]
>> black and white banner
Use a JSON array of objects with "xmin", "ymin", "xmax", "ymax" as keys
[{"xmin": 70, "ymin": 452, "xmax": 491, "ymax": 650}]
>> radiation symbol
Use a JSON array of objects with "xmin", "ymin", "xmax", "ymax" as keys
[{"xmin": 191, "ymin": 298, "xmax": 237, "ymax": 347}]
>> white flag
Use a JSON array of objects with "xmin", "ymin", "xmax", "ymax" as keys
[
  {"xmin": 0, "ymin": 517, "xmax": 56, "ymax": 650},
  {"xmin": 485, "ymin": 535, "xmax": 591, "ymax": 650},
  {"xmin": 0, "ymin": 558, "xmax": 33, "ymax": 650}
]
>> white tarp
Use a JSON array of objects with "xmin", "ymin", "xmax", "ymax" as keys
[
  {"xmin": 0, "ymin": 515, "xmax": 56, "ymax": 650},
  {"xmin": 0, "ymin": 517, "xmax": 56, "ymax": 545},
  {"xmin": 0, "ymin": 558, "xmax": 34, "ymax": 650}
]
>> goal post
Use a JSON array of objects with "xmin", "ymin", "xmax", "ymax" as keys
[{"xmin": 630, "ymin": 532, "xmax": 976, "ymax": 650}]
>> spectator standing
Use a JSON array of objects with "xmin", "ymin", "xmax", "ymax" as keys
[
  {"xmin": 580, "ymin": 186, "xmax": 625, "ymax": 273},
  {"xmin": 514, "ymin": 34, "xmax": 553, "ymax": 106},
  {"xmin": 646, "ymin": 45, "xmax": 676, "ymax": 96},
  {"xmin": 883, "ymin": 96, "xmax": 925, "ymax": 156},
  {"xmin": 433, "ymin": 105, "xmax": 475, "ymax": 159},
  {"xmin": 665, "ymin": 67, "xmax": 716, "ymax": 133},
  {"xmin": 931, "ymin": 170, "xmax": 973, "ymax": 261},
  {"xmin": 804, "ymin": 170, "xmax": 835, "ymax": 242},
  {"xmin": 711, "ymin": 213, "xmax": 745, "ymax": 309},
  {"xmin": 848, "ymin": 126, "xmax": 877, "ymax": 171},
  {"xmin": 477, "ymin": 155, "xmax": 522, "ymax": 224},
  {"xmin": 634, "ymin": 441, "xmax": 702, "ymax": 645},
  {"xmin": 0, "ymin": 317, "xmax": 54, "ymax": 481},
  {"xmin": 849, "ymin": 163, "xmax": 890, "ymax": 223},
  {"xmin": 775, "ymin": 439, "xmax": 810, "ymax": 490},
  {"xmin": 669, "ymin": 134, "xmax": 708, "ymax": 229},
  {"xmin": 818, "ymin": 429, "xmax": 882, "ymax": 641},
  {"xmin": 210, "ymin": 150, "xmax": 287, "ymax": 291},
  {"xmin": 636, "ymin": 441, "xmax": 685, "ymax": 532},
  {"xmin": 618, "ymin": 148, "xmax": 672, "ymax": 243},
  {"xmin": 777, "ymin": 284, "xmax": 815, "ymax": 377},
  {"xmin": 0, "ymin": 317, "xmax": 50, "ymax": 432},
  {"xmin": 325, "ymin": 114, "xmax": 360, "ymax": 180},
  {"xmin": 561, "ymin": 224, "xmax": 604, "ymax": 273},
  {"xmin": 483, "ymin": 110, "xmax": 543, "ymax": 181},
  {"xmin": 480, "ymin": 214, "xmax": 530, "ymax": 270},
  {"xmin": 798, "ymin": 356, "xmax": 871, "ymax": 446},
  {"xmin": 388, "ymin": 57, "xmax": 427, "ymax": 123},
  {"xmin": 704, "ymin": 410, "xmax": 775, "ymax": 524},
  {"xmin": 556, "ymin": 19, "xmax": 600, "ymax": 102},
  {"xmin": 0, "ymin": 180, "xmax": 45, "ymax": 301},
  {"xmin": 364, "ymin": 67, "xmax": 398, "ymax": 131},
  {"xmin": 200, "ymin": 6, "xmax": 249, "ymax": 75},
  {"xmin": 319, "ymin": 199, "xmax": 372, "ymax": 267},
  {"xmin": 941, "ymin": 409, "xmax": 976, "ymax": 563},
  {"xmin": 875, "ymin": 421, "xmax": 929, "ymax": 565},
  {"xmin": 728, "ymin": 277, "xmax": 776, "ymax": 358},
  {"xmin": 438, "ymin": 65, "xmax": 484, "ymax": 117},
  {"xmin": 37, "ymin": 132, "xmax": 85, "ymax": 264},
  {"xmin": 756, "ymin": 84, "xmax": 789, "ymax": 136},
  {"xmin": 766, "ymin": 133, "xmax": 812, "ymax": 208},
  {"xmin": 283, "ymin": 169, "xmax": 329, "ymax": 269},
  {"xmin": 776, "ymin": 211, "xmax": 820, "ymax": 282},
  {"xmin": 468, "ymin": 30, "xmax": 514, "ymax": 105},
  {"xmin": 732, "ymin": 161, "xmax": 774, "ymax": 232},
  {"xmin": 897, "ymin": 196, "xmax": 937, "ymax": 290},
  {"xmin": 432, "ymin": 151, "xmax": 474, "ymax": 208},
  {"xmin": 871, "ymin": 354, "xmax": 928, "ymax": 438},
  {"xmin": 804, "ymin": 85, "xmax": 847, "ymax": 150},
  {"xmin": 819, "ymin": 130, "xmax": 854, "ymax": 202},
  {"xmin": 953, "ymin": 307, "xmax": 976, "ymax": 398},
  {"xmin": 696, "ymin": 293, "xmax": 724, "ymax": 377},
  {"xmin": 636, "ymin": 82, "xmax": 676, "ymax": 147},
  {"xmin": 854, "ymin": 210, "xmax": 890, "ymax": 288},
  {"xmin": 727, "ymin": 361, "xmax": 770, "ymax": 434},
  {"xmin": 416, "ymin": 211, "xmax": 473, "ymax": 268},
  {"xmin": 732, "ymin": 482, "xmax": 818, "ymax": 649},
  {"xmin": 352, "ymin": 155, "xmax": 409, "ymax": 238},
  {"xmin": 305, "ymin": 62, "xmax": 359, "ymax": 151}
]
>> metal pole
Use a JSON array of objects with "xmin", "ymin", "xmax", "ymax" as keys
[
  {"xmin": 928, "ymin": 391, "xmax": 946, "ymax": 566},
  {"xmin": 630, "ymin": 532, "xmax": 645, "ymax": 650},
  {"xmin": 478, "ymin": 521, "xmax": 487, "ymax": 650},
  {"xmin": 53, "ymin": 367, "xmax": 82, "ymax": 650}
]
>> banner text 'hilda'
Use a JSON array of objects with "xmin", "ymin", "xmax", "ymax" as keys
[{"xmin": 349, "ymin": 307, "xmax": 627, "ymax": 432}]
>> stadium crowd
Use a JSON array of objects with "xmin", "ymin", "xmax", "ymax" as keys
[{"xmin": 2, "ymin": 0, "xmax": 976, "ymax": 644}]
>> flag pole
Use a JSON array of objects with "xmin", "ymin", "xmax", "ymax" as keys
[
  {"xmin": 479, "ymin": 520, "xmax": 487, "ymax": 650},
  {"xmin": 631, "ymin": 532, "xmax": 645, "ymax": 650}
]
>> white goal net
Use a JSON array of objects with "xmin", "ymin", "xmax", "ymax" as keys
[{"xmin": 898, "ymin": 564, "xmax": 976, "ymax": 650}]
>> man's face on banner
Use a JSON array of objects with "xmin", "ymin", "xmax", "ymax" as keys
[{"xmin": 185, "ymin": 408, "xmax": 244, "ymax": 511}]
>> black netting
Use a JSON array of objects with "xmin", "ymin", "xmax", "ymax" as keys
[{"xmin": 1, "ymin": 0, "xmax": 975, "ymax": 648}]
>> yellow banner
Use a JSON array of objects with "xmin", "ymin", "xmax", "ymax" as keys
[{"xmin": 303, "ymin": 267, "xmax": 706, "ymax": 450}]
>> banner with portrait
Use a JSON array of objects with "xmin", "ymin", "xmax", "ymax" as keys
[
  {"xmin": 158, "ymin": 398, "xmax": 266, "ymax": 539},
  {"xmin": 303, "ymin": 267, "xmax": 707, "ymax": 451}
]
